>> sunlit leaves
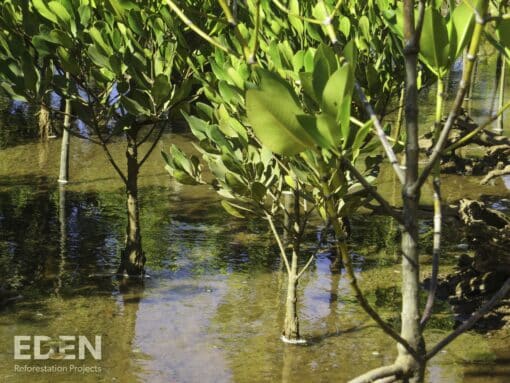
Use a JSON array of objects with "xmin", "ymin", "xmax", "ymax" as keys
[
  {"xmin": 420, "ymin": 7, "xmax": 450, "ymax": 77},
  {"xmin": 496, "ymin": 19, "xmax": 510, "ymax": 61},
  {"xmin": 246, "ymin": 69, "xmax": 316, "ymax": 155},
  {"xmin": 382, "ymin": 2, "xmax": 476, "ymax": 78}
]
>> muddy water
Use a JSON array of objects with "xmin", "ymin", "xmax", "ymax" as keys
[{"xmin": 0, "ymin": 50, "xmax": 510, "ymax": 382}]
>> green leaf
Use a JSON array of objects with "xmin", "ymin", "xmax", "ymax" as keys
[
  {"xmin": 288, "ymin": 0, "xmax": 303, "ymax": 35},
  {"xmin": 449, "ymin": 2, "xmax": 475, "ymax": 59},
  {"xmin": 21, "ymin": 52, "xmax": 38, "ymax": 96},
  {"xmin": 321, "ymin": 63, "xmax": 352, "ymax": 120},
  {"xmin": 352, "ymin": 120, "xmax": 371, "ymax": 156},
  {"xmin": 108, "ymin": 0, "xmax": 140, "ymax": 17},
  {"xmin": 0, "ymin": 82, "xmax": 26, "ymax": 102},
  {"xmin": 381, "ymin": 6, "xmax": 404, "ymax": 39},
  {"xmin": 297, "ymin": 113, "xmax": 339, "ymax": 148},
  {"xmin": 121, "ymin": 95, "xmax": 149, "ymax": 116},
  {"xmin": 218, "ymin": 80, "xmax": 242, "ymax": 104},
  {"xmin": 313, "ymin": 44, "xmax": 338, "ymax": 98},
  {"xmin": 169, "ymin": 169, "xmax": 199, "ymax": 185},
  {"xmin": 87, "ymin": 45, "xmax": 111, "ymax": 68},
  {"xmin": 339, "ymin": 17, "xmax": 351, "ymax": 38},
  {"xmin": 182, "ymin": 112, "xmax": 208, "ymax": 141},
  {"xmin": 246, "ymin": 69, "xmax": 315, "ymax": 155},
  {"xmin": 89, "ymin": 26, "xmax": 113, "ymax": 56},
  {"xmin": 152, "ymin": 73, "xmax": 171, "ymax": 107},
  {"xmin": 48, "ymin": 1, "xmax": 71, "ymax": 23},
  {"xmin": 32, "ymin": 0, "xmax": 58, "ymax": 24},
  {"xmin": 70, "ymin": 99, "xmax": 92, "ymax": 124},
  {"xmin": 221, "ymin": 200, "xmax": 245, "ymax": 218},
  {"xmin": 49, "ymin": 29, "xmax": 74, "ymax": 49},
  {"xmin": 225, "ymin": 172, "xmax": 248, "ymax": 195},
  {"xmin": 299, "ymin": 72, "xmax": 319, "ymax": 104},
  {"xmin": 419, "ymin": 6, "xmax": 450, "ymax": 76},
  {"xmin": 496, "ymin": 19, "xmax": 510, "ymax": 53},
  {"xmin": 358, "ymin": 16, "xmax": 370, "ymax": 40},
  {"xmin": 57, "ymin": 47, "xmax": 80, "ymax": 75},
  {"xmin": 340, "ymin": 94, "xmax": 353, "ymax": 148},
  {"xmin": 251, "ymin": 182, "xmax": 267, "ymax": 202}
]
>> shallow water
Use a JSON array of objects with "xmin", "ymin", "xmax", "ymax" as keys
[
  {"xmin": 0, "ymin": 129, "xmax": 508, "ymax": 382},
  {"xmin": 0, "ymin": 50, "xmax": 510, "ymax": 382}
]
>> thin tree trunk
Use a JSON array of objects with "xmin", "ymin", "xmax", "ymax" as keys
[
  {"xmin": 57, "ymin": 94, "xmax": 71, "ymax": 184},
  {"xmin": 38, "ymin": 103, "xmax": 51, "ymax": 140},
  {"xmin": 497, "ymin": 57, "xmax": 506, "ymax": 132},
  {"xmin": 56, "ymin": 184, "xmax": 67, "ymax": 295},
  {"xmin": 282, "ymin": 248, "xmax": 299, "ymax": 341},
  {"xmin": 118, "ymin": 131, "xmax": 145, "ymax": 276},
  {"xmin": 397, "ymin": 1, "xmax": 426, "ymax": 380}
]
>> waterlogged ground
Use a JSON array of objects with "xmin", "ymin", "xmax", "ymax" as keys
[{"xmin": 1, "ymin": 49, "xmax": 510, "ymax": 382}]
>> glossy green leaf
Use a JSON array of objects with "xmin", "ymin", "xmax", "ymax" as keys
[
  {"xmin": 246, "ymin": 69, "xmax": 315, "ymax": 155},
  {"xmin": 288, "ymin": 0, "xmax": 303, "ymax": 35},
  {"xmin": 496, "ymin": 19, "xmax": 510, "ymax": 53},
  {"xmin": 32, "ymin": 0, "xmax": 58, "ymax": 24},
  {"xmin": 49, "ymin": 29, "xmax": 74, "ymax": 49},
  {"xmin": 182, "ymin": 112, "xmax": 208, "ymax": 141},
  {"xmin": 57, "ymin": 47, "xmax": 80, "ymax": 75},
  {"xmin": 152, "ymin": 73, "xmax": 171, "ymax": 107},
  {"xmin": 358, "ymin": 16, "xmax": 370, "ymax": 40},
  {"xmin": 251, "ymin": 182, "xmax": 267, "ymax": 202},
  {"xmin": 21, "ymin": 52, "xmax": 38, "ymax": 95},
  {"xmin": 339, "ymin": 17, "xmax": 351, "ymax": 38},
  {"xmin": 449, "ymin": 2, "xmax": 475, "ymax": 59},
  {"xmin": 121, "ymin": 95, "xmax": 149, "ymax": 116},
  {"xmin": 48, "ymin": 1, "xmax": 71, "ymax": 23},
  {"xmin": 419, "ymin": 6, "xmax": 450, "ymax": 76},
  {"xmin": 322, "ymin": 63, "xmax": 352, "ymax": 120},
  {"xmin": 89, "ymin": 26, "xmax": 112, "ymax": 56},
  {"xmin": 221, "ymin": 200, "xmax": 245, "ymax": 218},
  {"xmin": 87, "ymin": 45, "xmax": 111, "ymax": 68}
]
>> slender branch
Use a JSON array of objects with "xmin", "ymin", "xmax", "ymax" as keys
[
  {"xmin": 296, "ymin": 225, "xmax": 328, "ymax": 280},
  {"xmin": 414, "ymin": 0, "xmax": 426, "ymax": 44},
  {"xmin": 317, "ymin": 0, "xmax": 338, "ymax": 43},
  {"xmin": 354, "ymin": 82, "xmax": 405, "ymax": 184},
  {"xmin": 218, "ymin": 0, "xmax": 237, "ymax": 25},
  {"xmin": 88, "ymin": 95, "xmax": 127, "ymax": 183},
  {"xmin": 348, "ymin": 363, "xmax": 404, "ymax": 383},
  {"xmin": 41, "ymin": 104, "xmax": 103, "ymax": 144},
  {"xmin": 445, "ymin": 100, "xmax": 510, "ymax": 153},
  {"xmin": 335, "ymin": 239, "xmax": 421, "ymax": 361},
  {"xmin": 420, "ymin": 177, "xmax": 441, "ymax": 329},
  {"xmin": 138, "ymin": 120, "xmax": 168, "ymax": 169},
  {"xmin": 342, "ymin": 158, "xmax": 404, "ymax": 225},
  {"xmin": 218, "ymin": 0, "xmax": 250, "ymax": 59},
  {"xmin": 248, "ymin": 0, "xmax": 261, "ymax": 64},
  {"xmin": 266, "ymin": 212, "xmax": 291, "ymax": 274},
  {"xmin": 426, "ymin": 278, "xmax": 510, "ymax": 361},
  {"xmin": 136, "ymin": 122, "xmax": 158, "ymax": 147},
  {"xmin": 272, "ymin": 0, "xmax": 323, "ymax": 24},
  {"xmin": 166, "ymin": 0, "xmax": 235, "ymax": 54}
]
